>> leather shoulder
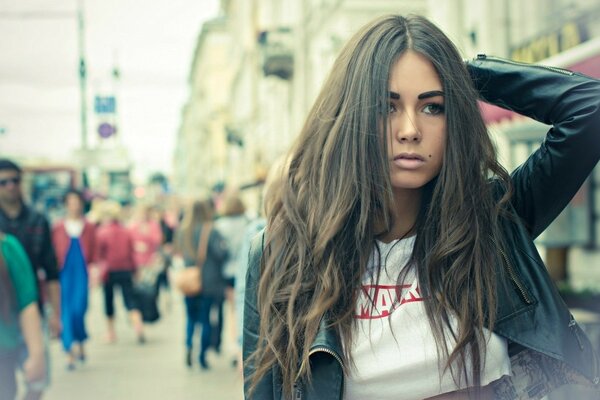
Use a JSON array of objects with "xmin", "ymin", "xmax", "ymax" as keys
[{"xmin": 247, "ymin": 228, "xmax": 265, "ymax": 281}]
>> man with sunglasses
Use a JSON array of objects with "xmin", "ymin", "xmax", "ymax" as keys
[{"xmin": 0, "ymin": 159, "xmax": 60, "ymax": 399}]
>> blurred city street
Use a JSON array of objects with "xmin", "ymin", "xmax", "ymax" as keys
[
  {"xmin": 1, "ymin": 1, "xmax": 600, "ymax": 399},
  {"xmin": 42, "ymin": 288, "xmax": 243, "ymax": 400}
]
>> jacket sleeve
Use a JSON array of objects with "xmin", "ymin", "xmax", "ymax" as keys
[
  {"xmin": 467, "ymin": 55, "xmax": 600, "ymax": 239},
  {"xmin": 40, "ymin": 216, "xmax": 59, "ymax": 281},
  {"xmin": 3, "ymin": 234, "xmax": 38, "ymax": 311},
  {"xmin": 242, "ymin": 230, "xmax": 275, "ymax": 399},
  {"xmin": 84, "ymin": 223, "xmax": 97, "ymax": 266},
  {"xmin": 50, "ymin": 223, "xmax": 64, "ymax": 268}
]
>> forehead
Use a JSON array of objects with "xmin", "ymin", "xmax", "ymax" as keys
[
  {"xmin": 388, "ymin": 51, "xmax": 442, "ymax": 93},
  {"xmin": 0, "ymin": 169, "xmax": 19, "ymax": 179},
  {"xmin": 66, "ymin": 193, "xmax": 82, "ymax": 202}
]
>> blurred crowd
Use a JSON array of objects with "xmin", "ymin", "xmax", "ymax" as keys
[{"xmin": 0, "ymin": 157, "xmax": 273, "ymax": 400}]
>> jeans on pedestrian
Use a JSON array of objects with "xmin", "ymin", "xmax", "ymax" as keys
[
  {"xmin": 184, "ymin": 295, "xmax": 213, "ymax": 359},
  {"xmin": 212, "ymin": 299, "xmax": 224, "ymax": 352}
]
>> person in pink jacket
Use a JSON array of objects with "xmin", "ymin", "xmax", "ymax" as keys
[
  {"xmin": 95, "ymin": 202, "xmax": 145, "ymax": 344},
  {"xmin": 128, "ymin": 204, "xmax": 162, "ymax": 269}
]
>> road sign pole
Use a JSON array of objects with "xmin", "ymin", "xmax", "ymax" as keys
[{"xmin": 78, "ymin": 0, "xmax": 88, "ymax": 151}]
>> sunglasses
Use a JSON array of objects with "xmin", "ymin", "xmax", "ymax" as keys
[{"xmin": 0, "ymin": 177, "xmax": 21, "ymax": 187}]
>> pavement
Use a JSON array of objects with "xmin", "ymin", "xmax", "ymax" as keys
[{"xmin": 39, "ymin": 287, "xmax": 244, "ymax": 400}]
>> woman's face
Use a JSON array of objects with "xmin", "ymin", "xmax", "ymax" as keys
[
  {"xmin": 386, "ymin": 50, "xmax": 446, "ymax": 192},
  {"xmin": 65, "ymin": 193, "xmax": 83, "ymax": 217}
]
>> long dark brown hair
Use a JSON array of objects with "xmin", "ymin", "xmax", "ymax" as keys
[
  {"xmin": 178, "ymin": 199, "xmax": 214, "ymax": 259},
  {"xmin": 249, "ymin": 14, "xmax": 513, "ymax": 397}
]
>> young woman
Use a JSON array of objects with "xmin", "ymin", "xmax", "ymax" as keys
[
  {"xmin": 242, "ymin": 14, "xmax": 600, "ymax": 400},
  {"xmin": 52, "ymin": 190, "xmax": 95, "ymax": 369},
  {"xmin": 129, "ymin": 204, "xmax": 163, "ymax": 271},
  {"xmin": 0, "ymin": 232, "xmax": 45, "ymax": 400},
  {"xmin": 95, "ymin": 201, "xmax": 145, "ymax": 344},
  {"xmin": 175, "ymin": 199, "xmax": 228, "ymax": 369},
  {"xmin": 215, "ymin": 192, "xmax": 248, "ymax": 355}
]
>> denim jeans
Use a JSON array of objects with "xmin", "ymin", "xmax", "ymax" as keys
[{"xmin": 184, "ymin": 295, "xmax": 214, "ymax": 359}]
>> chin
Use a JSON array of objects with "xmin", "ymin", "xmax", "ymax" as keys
[
  {"xmin": 390, "ymin": 175, "xmax": 437, "ymax": 191},
  {"xmin": 391, "ymin": 181, "xmax": 427, "ymax": 190}
]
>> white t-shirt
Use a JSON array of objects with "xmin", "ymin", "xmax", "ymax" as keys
[
  {"xmin": 65, "ymin": 218, "xmax": 84, "ymax": 238},
  {"xmin": 344, "ymin": 236, "xmax": 511, "ymax": 400}
]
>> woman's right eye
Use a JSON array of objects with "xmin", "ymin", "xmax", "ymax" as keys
[{"xmin": 388, "ymin": 103, "xmax": 397, "ymax": 113}]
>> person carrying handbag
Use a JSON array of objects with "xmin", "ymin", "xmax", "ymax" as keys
[{"xmin": 174, "ymin": 199, "xmax": 228, "ymax": 370}]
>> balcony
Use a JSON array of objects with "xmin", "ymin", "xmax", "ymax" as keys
[{"xmin": 258, "ymin": 27, "xmax": 294, "ymax": 80}]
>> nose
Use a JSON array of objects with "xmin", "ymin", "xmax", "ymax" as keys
[{"xmin": 395, "ymin": 112, "xmax": 420, "ymax": 143}]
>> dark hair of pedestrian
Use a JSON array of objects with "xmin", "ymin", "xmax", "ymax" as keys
[
  {"xmin": 221, "ymin": 192, "xmax": 246, "ymax": 216},
  {"xmin": 179, "ymin": 199, "xmax": 215, "ymax": 258},
  {"xmin": 63, "ymin": 189, "xmax": 85, "ymax": 205},
  {"xmin": 247, "ymin": 14, "xmax": 514, "ymax": 398},
  {"xmin": 0, "ymin": 159, "xmax": 22, "ymax": 174}
]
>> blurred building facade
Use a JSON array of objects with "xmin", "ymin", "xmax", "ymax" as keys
[
  {"xmin": 174, "ymin": 17, "xmax": 233, "ymax": 198},
  {"xmin": 174, "ymin": 0, "xmax": 427, "ymax": 198},
  {"xmin": 175, "ymin": 0, "xmax": 600, "ymax": 287}
]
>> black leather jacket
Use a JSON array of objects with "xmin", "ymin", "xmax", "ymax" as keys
[{"xmin": 243, "ymin": 55, "xmax": 600, "ymax": 400}]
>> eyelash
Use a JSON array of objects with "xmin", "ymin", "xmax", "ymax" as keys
[
  {"xmin": 387, "ymin": 102, "xmax": 445, "ymax": 115},
  {"xmin": 423, "ymin": 103, "xmax": 445, "ymax": 115}
]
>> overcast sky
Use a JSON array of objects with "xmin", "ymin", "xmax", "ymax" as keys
[{"xmin": 0, "ymin": 0, "xmax": 219, "ymax": 181}]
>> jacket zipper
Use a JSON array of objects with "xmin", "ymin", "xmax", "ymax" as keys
[
  {"xmin": 569, "ymin": 316, "xmax": 585, "ymax": 351},
  {"xmin": 293, "ymin": 347, "xmax": 344, "ymax": 400},
  {"xmin": 490, "ymin": 235, "xmax": 534, "ymax": 304},
  {"xmin": 568, "ymin": 317, "xmax": 600, "ymax": 383},
  {"xmin": 476, "ymin": 54, "xmax": 574, "ymax": 76},
  {"xmin": 293, "ymin": 382, "xmax": 303, "ymax": 400},
  {"xmin": 308, "ymin": 346, "xmax": 344, "ymax": 366}
]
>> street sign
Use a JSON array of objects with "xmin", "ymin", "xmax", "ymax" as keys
[
  {"xmin": 98, "ymin": 122, "xmax": 116, "ymax": 138},
  {"xmin": 94, "ymin": 96, "xmax": 116, "ymax": 114}
]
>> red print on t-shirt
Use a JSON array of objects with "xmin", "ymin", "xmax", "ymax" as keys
[{"xmin": 354, "ymin": 284, "xmax": 424, "ymax": 319}]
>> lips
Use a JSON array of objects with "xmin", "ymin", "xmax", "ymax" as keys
[{"xmin": 392, "ymin": 153, "xmax": 426, "ymax": 169}]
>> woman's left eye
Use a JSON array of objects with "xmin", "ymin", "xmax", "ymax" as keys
[{"xmin": 423, "ymin": 103, "xmax": 445, "ymax": 115}]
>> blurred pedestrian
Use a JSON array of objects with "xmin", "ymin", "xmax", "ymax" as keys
[
  {"xmin": 52, "ymin": 190, "xmax": 95, "ymax": 370},
  {"xmin": 95, "ymin": 201, "xmax": 145, "ymax": 344},
  {"xmin": 243, "ymin": 14, "xmax": 600, "ymax": 400},
  {"xmin": 0, "ymin": 159, "xmax": 58, "ymax": 399},
  {"xmin": 0, "ymin": 231, "xmax": 45, "ymax": 400},
  {"xmin": 154, "ymin": 206, "xmax": 175, "ymax": 311},
  {"xmin": 214, "ymin": 192, "xmax": 247, "ymax": 356},
  {"xmin": 175, "ymin": 199, "xmax": 228, "ymax": 370},
  {"xmin": 129, "ymin": 204, "xmax": 163, "ymax": 272},
  {"xmin": 233, "ymin": 158, "xmax": 285, "ymax": 372}
]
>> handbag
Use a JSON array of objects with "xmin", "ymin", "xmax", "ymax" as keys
[
  {"xmin": 134, "ymin": 280, "xmax": 160, "ymax": 323},
  {"xmin": 175, "ymin": 223, "xmax": 211, "ymax": 296}
]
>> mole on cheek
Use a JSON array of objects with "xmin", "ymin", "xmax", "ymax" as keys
[{"xmin": 429, "ymin": 154, "xmax": 432, "ymax": 158}]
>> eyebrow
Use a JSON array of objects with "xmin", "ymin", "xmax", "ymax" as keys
[{"xmin": 388, "ymin": 90, "xmax": 445, "ymax": 100}]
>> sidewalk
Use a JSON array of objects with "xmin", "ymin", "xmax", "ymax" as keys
[{"xmin": 42, "ymin": 287, "xmax": 244, "ymax": 400}]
